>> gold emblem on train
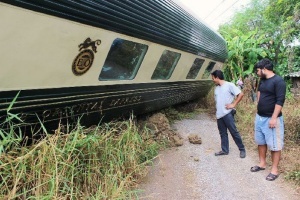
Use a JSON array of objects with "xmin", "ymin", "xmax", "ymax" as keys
[{"xmin": 72, "ymin": 38, "xmax": 101, "ymax": 76}]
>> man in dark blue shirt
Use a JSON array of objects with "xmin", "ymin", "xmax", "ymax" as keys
[{"xmin": 250, "ymin": 58, "xmax": 286, "ymax": 181}]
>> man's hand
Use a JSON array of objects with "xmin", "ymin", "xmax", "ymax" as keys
[
  {"xmin": 269, "ymin": 118, "xmax": 277, "ymax": 128},
  {"xmin": 225, "ymin": 104, "xmax": 235, "ymax": 109}
]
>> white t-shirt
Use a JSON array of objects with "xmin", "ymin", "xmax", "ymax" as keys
[{"xmin": 214, "ymin": 81, "xmax": 241, "ymax": 119}]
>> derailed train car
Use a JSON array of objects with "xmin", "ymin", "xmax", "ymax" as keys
[{"xmin": 0, "ymin": 0, "xmax": 227, "ymax": 132}]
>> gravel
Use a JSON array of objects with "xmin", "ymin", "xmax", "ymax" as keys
[{"xmin": 136, "ymin": 113, "xmax": 299, "ymax": 200}]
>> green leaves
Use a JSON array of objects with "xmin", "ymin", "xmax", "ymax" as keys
[
  {"xmin": 219, "ymin": 0, "xmax": 300, "ymax": 83},
  {"xmin": 221, "ymin": 28, "xmax": 268, "ymax": 80}
]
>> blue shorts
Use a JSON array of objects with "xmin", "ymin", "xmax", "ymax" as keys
[{"xmin": 254, "ymin": 114, "xmax": 284, "ymax": 151}]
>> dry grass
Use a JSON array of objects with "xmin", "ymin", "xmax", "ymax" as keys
[{"xmin": 0, "ymin": 119, "xmax": 163, "ymax": 199}]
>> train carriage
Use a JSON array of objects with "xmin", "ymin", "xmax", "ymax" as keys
[{"xmin": 0, "ymin": 0, "xmax": 228, "ymax": 132}]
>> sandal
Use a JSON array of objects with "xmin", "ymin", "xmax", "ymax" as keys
[
  {"xmin": 266, "ymin": 173, "xmax": 279, "ymax": 181},
  {"xmin": 250, "ymin": 165, "xmax": 265, "ymax": 172}
]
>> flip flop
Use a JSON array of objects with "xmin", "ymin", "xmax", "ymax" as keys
[
  {"xmin": 250, "ymin": 165, "xmax": 265, "ymax": 172},
  {"xmin": 266, "ymin": 173, "xmax": 279, "ymax": 181}
]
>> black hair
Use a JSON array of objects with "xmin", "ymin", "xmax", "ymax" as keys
[
  {"xmin": 211, "ymin": 70, "xmax": 224, "ymax": 80},
  {"xmin": 255, "ymin": 58, "xmax": 273, "ymax": 71}
]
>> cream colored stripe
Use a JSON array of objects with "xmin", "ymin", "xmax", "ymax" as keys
[{"xmin": 275, "ymin": 118, "xmax": 282, "ymax": 150}]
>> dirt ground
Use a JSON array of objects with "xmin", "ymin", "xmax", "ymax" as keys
[{"xmin": 135, "ymin": 113, "xmax": 299, "ymax": 200}]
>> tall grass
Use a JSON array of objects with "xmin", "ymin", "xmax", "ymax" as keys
[
  {"xmin": 0, "ymin": 118, "xmax": 162, "ymax": 199},
  {"xmin": 0, "ymin": 91, "xmax": 24, "ymax": 155}
]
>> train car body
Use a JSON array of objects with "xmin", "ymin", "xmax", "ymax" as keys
[{"xmin": 0, "ymin": 0, "xmax": 227, "ymax": 132}]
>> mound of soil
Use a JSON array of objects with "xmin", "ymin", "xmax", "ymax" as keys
[{"xmin": 139, "ymin": 113, "xmax": 183, "ymax": 146}]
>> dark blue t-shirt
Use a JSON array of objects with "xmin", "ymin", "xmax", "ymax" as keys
[{"xmin": 257, "ymin": 75, "xmax": 286, "ymax": 117}]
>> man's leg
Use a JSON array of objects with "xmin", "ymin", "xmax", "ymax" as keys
[
  {"xmin": 270, "ymin": 150, "xmax": 281, "ymax": 175},
  {"xmin": 265, "ymin": 116, "xmax": 284, "ymax": 178},
  {"xmin": 255, "ymin": 114, "xmax": 267, "ymax": 167},
  {"xmin": 222, "ymin": 113, "xmax": 245, "ymax": 152},
  {"xmin": 258, "ymin": 144, "xmax": 267, "ymax": 168},
  {"xmin": 217, "ymin": 117, "xmax": 229, "ymax": 153}
]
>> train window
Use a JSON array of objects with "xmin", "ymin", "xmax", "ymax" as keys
[
  {"xmin": 151, "ymin": 50, "xmax": 181, "ymax": 80},
  {"xmin": 202, "ymin": 61, "xmax": 216, "ymax": 79},
  {"xmin": 99, "ymin": 38, "xmax": 148, "ymax": 80},
  {"xmin": 186, "ymin": 58, "xmax": 205, "ymax": 79}
]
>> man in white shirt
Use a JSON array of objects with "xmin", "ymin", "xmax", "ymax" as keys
[{"xmin": 211, "ymin": 70, "xmax": 246, "ymax": 158}]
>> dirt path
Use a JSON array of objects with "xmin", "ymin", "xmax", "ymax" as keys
[{"xmin": 136, "ymin": 113, "xmax": 299, "ymax": 200}]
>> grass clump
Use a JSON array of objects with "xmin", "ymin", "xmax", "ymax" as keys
[{"xmin": 0, "ymin": 119, "xmax": 162, "ymax": 199}]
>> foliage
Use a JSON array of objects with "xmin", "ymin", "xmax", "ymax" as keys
[
  {"xmin": 0, "ymin": 119, "xmax": 162, "ymax": 199},
  {"xmin": 265, "ymin": 0, "xmax": 300, "ymax": 42},
  {"xmin": 218, "ymin": 0, "xmax": 300, "ymax": 83},
  {"xmin": 0, "ymin": 92, "xmax": 26, "ymax": 155},
  {"xmin": 221, "ymin": 29, "xmax": 268, "ymax": 81},
  {"xmin": 286, "ymin": 170, "xmax": 300, "ymax": 185}
]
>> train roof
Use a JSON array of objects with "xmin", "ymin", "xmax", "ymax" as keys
[{"xmin": 3, "ymin": 0, "xmax": 228, "ymax": 62}]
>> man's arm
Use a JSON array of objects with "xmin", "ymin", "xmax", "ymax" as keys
[
  {"xmin": 269, "ymin": 104, "xmax": 283, "ymax": 128},
  {"xmin": 225, "ymin": 92, "xmax": 244, "ymax": 109},
  {"xmin": 269, "ymin": 78, "xmax": 286, "ymax": 128}
]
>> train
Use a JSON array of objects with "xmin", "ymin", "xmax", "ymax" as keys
[{"xmin": 0, "ymin": 0, "xmax": 228, "ymax": 133}]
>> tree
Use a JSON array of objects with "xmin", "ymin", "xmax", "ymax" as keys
[
  {"xmin": 221, "ymin": 29, "xmax": 267, "ymax": 81},
  {"xmin": 218, "ymin": 0, "xmax": 300, "ymax": 81}
]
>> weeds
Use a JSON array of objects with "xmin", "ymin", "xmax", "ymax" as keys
[
  {"xmin": 0, "ymin": 91, "xmax": 24, "ymax": 155},
  {"xmin": 286, "ymin": 169, "xmax": 300, "ymax": 185},
  {"xmin": 0, "ymin": 118, "xmax": 162, "ymax": 199}
]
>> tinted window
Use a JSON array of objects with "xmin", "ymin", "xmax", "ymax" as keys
[
  {"xmin": 186, "ymin": 58, "xmax": 205, "ymax": 79},
  {"xmin": 99, "ymin": 38, "xmax": 148, "ymax": 80},
  {"xmin": 151, "ymin": 50, "xmax": 181, "ymax": 80},
  {"xmin": 202, "ymin": 62, "xmax": 216, "ymax": 79}
]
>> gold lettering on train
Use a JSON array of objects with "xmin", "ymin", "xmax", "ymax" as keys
[
  {"xmin": 19, "ymin": 113, "xmax": 28, "ymax": 121},
  {"xmin": 91, "ymin": 102, "xmax": 98, "ymax": 110},
  {"xmin": 77, "ymin": 57, "xmax": 92, "ymax": 68},
  {"xmin": 109, "ymin": 96, "xmax": 142, "ymax": 107},
  {"xmin": 42, "ymin": 110, "xmax": 51, "ymax": 118},
  {"xmin": 52, "ymin": 108, "xmax": 61, "ymax": 117},
  {"xmin": 41, "ymin": 99, "xmax": 106, "ymax": 120},
  {"xmin": 72, "ymin": 50, "xmax": 94, "ymax": 76},
  {"xmin": 98, "ymin": 100, "xmax": 104, "ymax": 115},
  {"xmin": 110, "ymin": 99, "xmax": 120, "ymax": 106}
]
